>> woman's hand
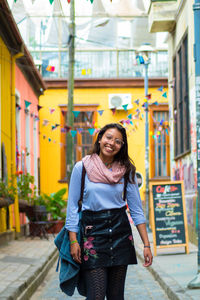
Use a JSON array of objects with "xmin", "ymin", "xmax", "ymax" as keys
[
  {"xmin": 143, "ymin": 247, "xmax": 153, "ymax": 267},
  {"xmin": 70, "ymin": 243, "xmax": 82, "ymax": 264}
]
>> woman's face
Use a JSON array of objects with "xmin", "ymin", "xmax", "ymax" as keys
[{"xmin": 99, "ymin": 128, "xmax": 124, "ymax": 160}]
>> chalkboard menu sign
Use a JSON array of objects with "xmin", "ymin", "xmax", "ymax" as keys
[{"xmin": 150, "ymin": 181, "xmax": 189, "ymax": 256}]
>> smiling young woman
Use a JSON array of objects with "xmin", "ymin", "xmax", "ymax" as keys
[{"xmin": 65, "ymin": 123, "xmax": 153, "ymax": 300}]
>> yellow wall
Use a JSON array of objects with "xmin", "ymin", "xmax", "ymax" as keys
[
  {"xmin": 0, "ymin": 37, "xmax": 12, "ymax": 233},
  {"xmin": 39, "ymin": 85, "xmax": 168, "ymax": 202}
]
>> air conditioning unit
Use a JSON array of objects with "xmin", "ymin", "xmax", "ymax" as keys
[{"xmin": 108, "ymin": 94, "xmax": 133, "ymax": 110}]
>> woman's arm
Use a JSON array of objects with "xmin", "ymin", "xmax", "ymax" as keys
[{"xmin": 136, "ymin": 223, "xmax": 153, "ymax": 267}]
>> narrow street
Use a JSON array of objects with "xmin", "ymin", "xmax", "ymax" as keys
[{"xmin": 30, "ymin": 261, "xmax": 170, "ymax": 300}]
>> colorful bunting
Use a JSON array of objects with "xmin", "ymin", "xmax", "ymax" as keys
[
  {"xmin": 37, "ymin": 105, "xmax": 43, "ymax": 111},
  {"xmin": 152, "ymin": 101, "xmax": 159, "ymax": 105},
  {"xmin": 146, "ymin": 94, "xmax": 151, "ymax": 100},
  {"xmin": 127, "ymin": 114, "xmax": 132, "ymax": 119},
  {"xmin": 122, "ymin": 104, "xmax": 128, "ymax": 111},
  {"xmin": 97, "ymin": 110, "xmax": 104, "ymax": 116},
  {"xmin": 162, "ymin": 92, "xmax": 167, "ymax": 98},
  {"xmin": 49, "ymin": 0, "xmax": 54, "ymax": 5},
  {"xmin": 16, "ymin": 103, "xmax": 21, "ymax": 110},
  {"xmin": 157, "ymin": 86, "xmax": 163, "ymax": 92},
  {"xmin": 70, "ymin": 130, "xmax": 77, "ymax": 137},
  {"xmin": 81, "ymin": 69, "xmax": 86, "ymax": 75},
  {"xmin": 86, "ymin": 111, "xmax": 92, "ymax": 119},
  {"xmin": 25, "ymin": 100, "xmax": 31, "ymax": 108},
  {"xmin": 88, "ymin": 128, "xmax": 95, "ymax": 135},
  {"xmin": 111, "ymin": 108, "xmax": 116, "ymax": 115},
  {"xmin": 72, "ymin": 111, "xmax": 80, "ymax": 118},
  {"xmin": 46, "ymin": 65, "xmax": 55, "ymax": 72},
  {"xmin": 49, "ymin": 108, "xmax": 55, "ymax": 114},
  {"xmin": 134, "ymin": 99, "xmax": 140, "ymax": 105}
]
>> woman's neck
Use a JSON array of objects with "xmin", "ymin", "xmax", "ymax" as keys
[{"xmin": 99, "ymin": 154, "xmax": 113, "ymax": 167}]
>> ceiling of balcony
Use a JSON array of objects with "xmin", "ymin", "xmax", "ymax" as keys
[{"xmin": 8, "ymin": 0, "xmax": 167, "ymax": 50}]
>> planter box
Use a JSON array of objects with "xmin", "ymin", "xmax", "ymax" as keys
[{"xmin": 47, "ymin": 220, "xmax": 65, "ymax": 234}]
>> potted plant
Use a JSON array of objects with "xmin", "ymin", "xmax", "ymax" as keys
[
  {"xmin": 0, "ymin": 178, "xmax": 16, "ymax": 208},
  {"xmin": 43, "ymin": 188, "xmax": 67, "ymax": 233}
]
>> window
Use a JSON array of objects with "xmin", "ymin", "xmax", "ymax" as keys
[
  {"xmin": 149, "ymin": 105, "xmax": 170, "ymax": 179},
  {"xmin": 173, "ymin": 34, "xmax": 190, "ymax": 157},
  {"xmin": 60, "ymin": 107, "xmax": 97, "ymax": 180}
]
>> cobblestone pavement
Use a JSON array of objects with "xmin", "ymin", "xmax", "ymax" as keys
[{"xmin": 31, "ymin": 261, "xmax": 170, "ymax": 300}]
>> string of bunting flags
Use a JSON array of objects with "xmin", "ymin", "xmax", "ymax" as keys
[
  {"xmin": 15, "ymin": 86, "xmax": 169, "ymax": 146},
  {"xmin": 13, "ymin": 0, "xmax": 110, "ymax": 4}
]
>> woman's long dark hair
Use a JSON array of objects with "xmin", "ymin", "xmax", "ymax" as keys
[{"xmin": 90, "ymin": 123, "xmax": 136, "ymax": 183}]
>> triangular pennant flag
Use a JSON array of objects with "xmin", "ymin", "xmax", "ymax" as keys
[
  {"xmin": 48, "ymin": 138, "xmax": 51, "ymax": 142},
  {"xmin": 72, "ymin": 111, "xmax": 80, "ymax": 118},
  {"xmin": 157, "ymin": 86, "xmax": 163, "ymax": 92},
  {"xmin": 37, "ymin": 105, "xmax": 43, "ymax": 111},
  {"xmin": 67, "ymin": 0, "xmax": 71, "ymax": 3},
  {"xmin": 130, "ymin": 120, "xmax": 133, "ymax": 125},
  {"xmin": 165, "ymin": 129, "xmax": 169, "ymax": 135},
  {"xmin": 162, "ymin": 92, "xmax": 167, "ymax": 98},
  {"xmin": 146, "ymin": 94, "xmax": 151, "ymax": 100},
  {"xmin": 25, "ymin": 100, "xmax": 31, "ymax": 108},
  {"xmin": 152, "ymin": 101, "xmax": 159, "ymax": 105},
  {"xmin": 43, "ymin": 135, "xmax": 46, "ymax": 139},
  {"xmin": 97, "ymin": 110, "xmax": 104, "ymax": 116},
  {"xmin": 70, "ymin": 130, "xmax": 77, "ymax": 137},
  {"xmin": 61, "ymin": 128, "xmax": 66, "ymax": 133},
  {"xmin": 122, "ymin": 104, "xmax": 128, "ymax": 111},
  {"xmin": 49, "ymin": 108, "xmax": 55, "ymax": 114},
  {"xmin": 61, "ymin": 110, "xmax": 67, "ymax": 117},
  {"xmin": 86, "ymin": 112, "xmax": 92, "ymax": 119},
  {"xmin": 81, "ymin": 69, "xmax": 86, "ymax": 75},
  {"xmin": 134, "ymin": 99, "xmax": 140, "ymax": 105},
  {"xmin": 142, "ymin": 103, "xmax": 148, "ymax": 109},
  {"xmin": 127, "ymin": 114, "xmax": 132, "ymax": 119},
  {"xmin": 111, "ymin": 108, "xmax": 116, "ymax": 115},
  {"xmin": 119, "ymin": 120, "xmax": 125, "ymax": 125},
  {"xmin": 90, "ymin": 0, "xmax": 94, "ymax": 4},
  {"xmin": 52, "ymin": 125, "xmax": 56, "ymax": 130},
  {"xmin": 88, "ymin": 128, "xmax": 95, "ymax": 135},
  {"xmin": 34, "ymin": 116, "xmax": 39, "ymax": 121},
  {"xmin": 49, "ymin": 0, "xmax": 54, "ymax": 5},
  {"xmin": 125, "ymin": 120, "xmax": 131, "ymax": 125},
  {"xmin": 55, "ymin": 123, "xmax": 60, "ymax": 127},
  {"xmin": 136, "ymin": 108, "xmax": 140, "ymax": 113},
  {"xmin": 16, "ymin": 103, "xmax": 22, "ymax": 110},
  {"xmin": 30, "ymin": 113, "xmax": 34, "ymax": 118}
]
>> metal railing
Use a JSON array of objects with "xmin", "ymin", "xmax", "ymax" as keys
[{"xmin": 31, "ymin": 49, "xmax": 168, "ymax": 79}]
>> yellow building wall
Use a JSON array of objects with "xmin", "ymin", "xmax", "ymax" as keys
[
  {"xmin": 0, "ymin": 37, "xmax": 12, "ymax": 233},
  {"xmin": 39, "ymin": 85, "xmax": 168, "ymax": 203}
]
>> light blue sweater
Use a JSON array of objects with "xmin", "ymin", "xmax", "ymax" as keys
[{"xmin": 65, "ymin": 161, "xmax": 146, "ymax": 233}]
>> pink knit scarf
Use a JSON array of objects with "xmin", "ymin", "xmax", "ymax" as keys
[{"xmin": 82, "ymin": 154, "xmax": 126, "ymax": 184}]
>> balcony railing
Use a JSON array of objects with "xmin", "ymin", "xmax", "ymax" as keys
[{"xmin": 31, "ymin": 49, "xmax": 168, "ymax": 79}]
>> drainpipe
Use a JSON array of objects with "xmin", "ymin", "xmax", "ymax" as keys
[
  {"xmin": 11, "ymin": 52, "xmax": 24, "ymax": 233},
  {"xmin": 188, "ymin": 0, "xmax": 200, "ymax": 288}
]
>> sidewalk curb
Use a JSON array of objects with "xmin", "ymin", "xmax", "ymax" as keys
[
  {"xmin": 135, "ymin": 246, "xmax": 193, "ymax": 300},
  {"xmin": 15, "ymin": 247, "xmax": 59, "ymax": 300}
]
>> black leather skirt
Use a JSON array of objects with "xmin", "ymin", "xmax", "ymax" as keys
[{"xmin": 80, "ymin": 206, "xmax": 137, "ymax": 270}]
